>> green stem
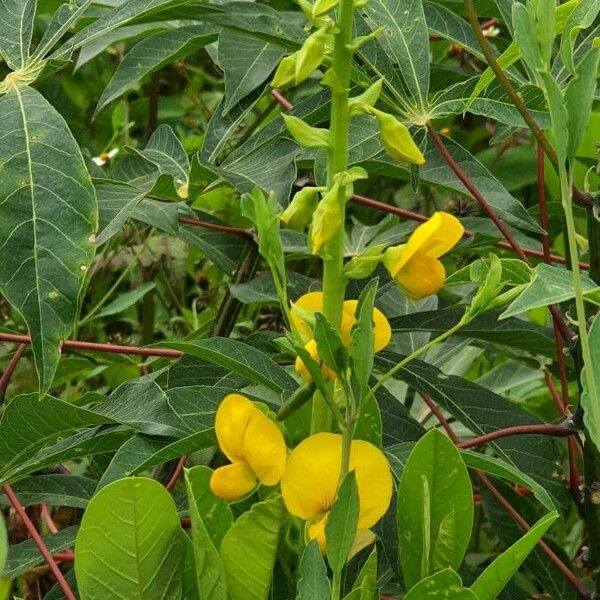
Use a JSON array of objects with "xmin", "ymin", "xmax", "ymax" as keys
[
  {"xmin": 331, "ymin": 572, "xmax": 342, "ymax": 600},
  {"xmin": 372, "ymin": 318, "xmax": 469, "ymax": 394},
  {"xmin": 312, "ymin": 0, "xmax": 355, "ymax": 434}
]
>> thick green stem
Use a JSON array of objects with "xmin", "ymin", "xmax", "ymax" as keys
[{"xmin": 312, "ymin": 0, "xmax": 355, "ymax": 434}]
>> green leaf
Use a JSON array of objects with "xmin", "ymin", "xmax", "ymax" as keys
[
  {"xmin": 471, "ymin": 511, "xmax": 559, "ymax": 600},
  {"xmin": 314, "ymin": 313, "xmax": 347, "ymax": 377},
  {"xmin": 185, "ymin": 467, "xmax": 228, "ymax": 600},
  {"xmin": 540, "ymin": 71, "xmax": 570, "ymax": 167},
  {"xmin": 460, "ymin": 451, "xmax": 556, "ymax": 513},
  {"xmin": 397, "ymin": 430, "xmax": 473, "ymax": 589},
  {"xmin": 75, "ymin": 477, "xmax": 184, "ymax": 600},
  {"xmin": 0, "ymin": 0, "xmax": 35, "ymax": 69},
  {"xmin": 559, "ymin": 0, "xmax": 600, "ymax": 74},
  {"xmin": 0, "ymin": 474, "xmax": 96, "ymax": 509},
  {"xmin": 346, "ymin": 547, "xmax": 377, "ymax": 600},
  {"xmin": 581, "ymin": 315, "xmax": 600, "ymax": 456},
  {"xmin": 363, "ymin": 0, "xmax": 430, "ymax": 112},
  {"xmin": 96, "ymin": 25, "xmax": 218, "ymax": 113},
  {"xmin": 501, "ymin": 263, "xmax": 600, "ymax": 319},
  {"xmin": 351, "ymin": 280, "xmax": 377, "ymax": 395},
  {"xmin": 295, "ymin": 541, "xmax": 330, "ymax": 600},
  {"xmin": 161, "ymin": 338, "xmax": 297, "ymax": 397},
  {"xmin": 0, "ymin": 394, "xmax": 113, "ymax": 484},
  {"xmin": 0, "ymin": 513, "xmax": 6, "ymax": 577},
  {"xmin": 92, "ymin": 282, "xmax": 156, "ymax": 320},
  {"xmin": 404, "ymin": 568, "xmax": 478, "ymax": 600},
  {"xmin": 219, "ymin": 30, "xmax": 284, "ymax": 114},
  {"xmin": 326, "ymin": 472, "xmax": 360, "ymax": 574},
  {"xmin": 5, "ymin": 525, "xmax": 78, "ymax": 579},
  {"xmin": 220, "ymin": 495, "xmax": 283, "ymax": 600},
  {"xmin": 0, "ymin": 86, "xmax": 97, "ymax": 394},
  {"xmin": 565, "ymin": 46, "xmax": 600, "ymax": 160}
]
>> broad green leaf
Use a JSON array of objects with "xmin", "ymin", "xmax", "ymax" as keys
[
  {"xmin": 364, "ymin": 0, "xmax": 430, "ymax": 112},
  {"xmin": 0, "ymin": 474, "xmax": 95, "ymax": 509},
  {"xmin": 376, "ymin": 353, "xmax": 571, "ymax": 518},
  {"xmin": 471, "ymin": 511, "xmax": 559, "ymax": 600},
  {"xmin": 446, "ymin": 257, "xmax": 532, "ymax": 287},
  {"xmin": 185, "ymin": 467, "xmax": 228, "ymax": 600},
  {"xmin": 296, "ymin": 541, "xmax": 330, "ymax": 600},
  {"xmin": 501, "ymin": 263, "xmax": 600, "ymax": 319},
  {"xmin": 0, "ymin": 0, "xmax": 35, "ymax": 68},
  {"xmin": 390, "ymin": 309, "xmax": 555, "ymax": 357},
  {"xmin": 96, "ymin": 25, "xmax": 218, "ymax": 113},
  {"xmin": 326, "ymin": 472, "xmax": 360, "ymax": 574},
  {"xmin": 0, "ymin": 85, "xmax": 97, "ymax": 394},
  {"xmin": 404, "ymin": 568, "xmax": 478, "ymax": 600},
  {"xmin": 460, "ymin": 451, "xmax": 556, "ymax": 513},
  {"xmin": 5, "ymin": 525, "xmax": 78, "ymax": 579},
  {"xmin": 75, "ymin": 477, "xmax": 183, "ymax": 600},
  {"xmin": 220, "ymin": 495, "xmax": 283, "ymax": 600},
  {"xmin": 397, "ymin": 430, "xmax": 473, "ymax": 589},
  {"xmin": 565, "ymin": 46, "xmax": 600, "ymax": 160},
  {"xmin": 161, "ymin": 338, "xmax": 297, "ymax": 397},
  {"xmin": 0, "ymin": 394, "xmax": 113, "ymax": 483},
  {"xmin": 219, "ymin": 30, "xmax": 284, "ymax": 114},
  {"xmin": 581, "ymin": 315, "xmax": 600, "ymax": 456},
  {"xmin": 512, "ymin": 3, "xmax": 541, "ymax": 75}
]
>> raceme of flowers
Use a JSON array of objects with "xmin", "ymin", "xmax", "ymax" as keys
[
  {"xmin": 383, "ymin": 211, "xmax": 464, "ymax": 299},
  {"xmin": 209, "ymin": 395, "xmax": 393, "ymax": 554},
  {"xmin": 291, "ymin": 291, "xmax": 392, "ymax": 381}
]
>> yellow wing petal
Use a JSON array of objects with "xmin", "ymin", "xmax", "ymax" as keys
[
  {"xmin": 214, "ymin": 394, "xmax": 255, "ymax": 462},
  {"xmin": 210, "ymin": 462, "xmax": 257, "ymax": 501},
  {"xmin": 281, "ymin": 432, "xmax": 341, "ymax": 521},
  {"xmin": 350, "ymin": 439, "xmax": 393, "ymax": 529},
  {"xmin": 395, "ymin": 254, "xmax": 446, "ymax": 299},
  {"xmin": 291, "ymin": 291, "xmax": 324, "ymax": 340}
]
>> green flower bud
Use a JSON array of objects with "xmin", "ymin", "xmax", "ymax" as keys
[
  {"xmin": 348, "ymin": 79, "xmax": 383, "ymax": 116},
  {"xmin": 283, "ymin": 115, "xmax": 330, "ymax": 148},
  {"xmin": 272, "ymin": 54, "xmax": 297, "ymax": 88},
  {"xmin": 281, "ymin": 187, "xmax": 320, "ymax": 229},
  {"xmin": 312, "ymin": 0, "xmax": 339, "ymax": 17},
  {"xmin": 295, "ymin": 28, "xmax": 328, "ymax": 84},
  {"xmin": 310, "ymin": 183, "xmax": 342, "ymax": 254},
  {"xmin": 375, "ymin": 111, "xmax": 425, "ymax": 165}
]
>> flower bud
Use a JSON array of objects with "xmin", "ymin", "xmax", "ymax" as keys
[
  {"xmin": 283, "ymin": 115, "xmax": 330, "ymax": 148},
  {"xmin": 281, "ymin": 187, "xmax": 319, "ymax": 230},
  {"xmin": 375, "ymin": 111, "xmax": 425, "ymax": 165},
  {"xmin": 312, "ymin": 0, "xmax": 339, "ymax": 17},
  {"xmin": 309, "ymin": 183, "xmax": 342, "ymax": 254},
  {"xmin": 348, "ymin": 79, "xmax": 383, "ymax": 116},
  {"xmin": 272, "ymin": 54, "xmax": 297, "ymax": 88},
  {"xmin": 295, "ymin": 28, "xmax": 328, "ymax": 84}
]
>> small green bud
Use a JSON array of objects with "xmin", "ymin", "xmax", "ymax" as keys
[
  {"xmin": 334, "ymin": 166, "xmax": 369, "ymax": 185},
  {"xmin": 310, "ymin": 183, "xmax": 342, "ymax": 254},
  {"xmin": 374, "ymin": 110, "xmax": 425, "ymax": 165},
  {"xmin": 281, "ymin": 187, "xmax": 319, "ymax": 229},
  {"xmin": 348, "ymin": 79, "xmax": 383, "ymax": 116},
  {"xmin": 312, "ymin": 0, "xmax": 339, "ymax": 17},
  {"xmin": 271, "ymin": 54, "xmax": 297, "ymax": 88},
  {"xmin": 295, "ymin": 28, "xmax": 328, "ymax": 84},
  {"xmin": 283, "ymin": 114, "xmax": 330, "ymax": 148}
]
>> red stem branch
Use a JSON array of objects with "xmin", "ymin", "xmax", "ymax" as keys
[
  {"xmin": 178, "ymin": 217, "xmax": 253, "ymax": 239},
  {"xmin": 456, "ymin": 424, "xmax": 577, "ymax": 449},
  {"xmin": 3, "ymin": 484, "xmax": 77, "ymax": 600},
  {"xmin": 165, "ymin": 456, "xmax": 188, "ymax": 492},
  {"xmin": 0, "ymin": 343, "xmax": 27, "ymax": 403},
  {"xmin": 40, "ymin": 504, "xmax": 59, "ymax": 535},
  {"xmin": 0, "ymin": 332, "xmax": 182, "ymax": 358}
]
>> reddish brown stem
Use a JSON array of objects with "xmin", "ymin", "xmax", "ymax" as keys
[
  {"xmin": 3, "ymin": 484, "xmax": 77, "ymax": 600},
  {"xmin": 53, "ymin": 552, "xmax": 75, "ymax": 562},
  {"xmin": 457, "ymin": 424, "xmax": 577, "ymax": 449},
  {"xmin": 270, "ymin": 89, "xmax": 294, "ymax": 111},
  {"xmin": 420, "ymin": 394, "xmax": 460, "ymax": 443},
  {"xmin": 178, "ymin": 217, "xmax": 253, "ymax": 239},
  {"xmin": 0, "ymin": 332, "xmax": 182, "ymax": 358},
  {"xmin": 476, "ymin": 472, "xmax": 591, "ymax": 599},
  {"xmin": 0, "ymin": 343, "xmax": 27, "ymax": 404},
  {"xmin": 165, "ymin": 456, "xmax": 188, "ymax": 492},
  {"xmin": 545, "ymin": 369, "xmax": 567, "ymax": 416},
  {"xmin": 40, "ymin": 504, "xmax": 59, "ymax": 535}
]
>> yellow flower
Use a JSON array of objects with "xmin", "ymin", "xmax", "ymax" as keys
[
  {"xmin": 210, "ymin": 394, "xmax": 287, "ymax": 501},
  {"xmin": 280, "ymin": 432, "xmax": 392, "ymax": 552},
  {"xmin": 290, "ymin": 291, "xmax": 391, "ymax": 351},
  {"xmin": 383, "ymin": 212, "xmax": 464, "ymax": 299},
  {"xmin": 294, "ymin": 339, "xmax": 336, "ymax": 382}
]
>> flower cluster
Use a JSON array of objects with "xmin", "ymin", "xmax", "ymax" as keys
[
  {"xmin": 290, "ymin": 291, "xmax": 392, "ymax": 381},
  {"xmin": 209, "ymin": 394, "xmax": 392, "ymax": 553}
]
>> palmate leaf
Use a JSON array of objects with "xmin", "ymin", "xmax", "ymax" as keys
[
  {"xmin": 0, "ymin": 85, "xmax": 97, "ymax": 394},
  {"xmin": 0, "ymin": 0, "xmax": 35, "ymax": 69},
  {"xmin": 75, "ymin": 478, "xmax": 184, "ymax": 600}
]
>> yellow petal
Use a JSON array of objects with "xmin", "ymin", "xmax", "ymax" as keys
[
  {"xmin": 295, "ymin": 339, "xmax": 335, "ymax": 383},
  {"xmin": 394, "ymin": 253, "xmax": 446, "ymax": 299},
  {"xmin": 399, "ymin": 212, "xmax": 463, "ymax": 270},
  {"xmin": 242, "ymin": 406, "xmax": 288, "ymax": 487},
  {"xmin": 214, "ymin": 393, "xmax": 255, "ymax": 462},
  {"xmin": 307, "ymin": 514, "xmax": 328, "ymax": 553},
  {"xmin": 291, "ymin": 291, "xmax": 324, "ymax": 340},
  {"xmin": 281, "ymin": 432, "xmax": 341, "ymax": 521},
  {"xmin": 341, "ymin": 301, "xmax": 392, "ymax": 352},
  {"xmin": 350, "ymin": 440, "xmax": 393, "ymax": 529},
  {"xmin": 210, "ymin": 462, "xmax": 257, "ymax": 501}
]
